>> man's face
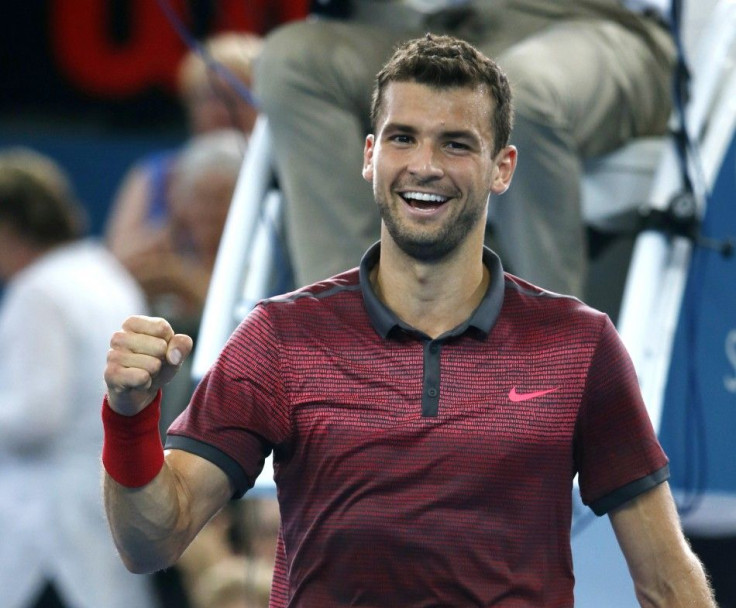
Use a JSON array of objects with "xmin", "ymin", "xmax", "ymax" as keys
[{"xmin": 362, "ymin": 81, "xmax": 515, "ymax": 262}]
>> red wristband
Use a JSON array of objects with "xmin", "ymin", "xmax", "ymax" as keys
[{"xmin": 102, "ymin": 391, "xmax": 165, "ymax": 488}]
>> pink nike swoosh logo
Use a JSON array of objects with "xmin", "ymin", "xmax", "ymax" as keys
[{"xmin": 508, "ymin": 386, "xmax": 560, "ymax": 402}]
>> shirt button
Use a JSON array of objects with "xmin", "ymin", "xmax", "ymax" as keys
[
  {"xmin": 427, "ymin": 387, "xmax": 438, "ymax": 397},
  {"xmin": 429, "ymin": 344, "xmax": 439, "ymax": 354}
]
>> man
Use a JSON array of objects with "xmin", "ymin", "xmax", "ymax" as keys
[
  {"xmin": 254, "ymin": 0, "xmax": 675, "ymax": 298},
  {"xmin": 102, "ymin": 36, "xmax": 714, "ymax": 606},
  {"xmin": 0, "ymin": 148, "xmax": 155, "ymax": 608}
]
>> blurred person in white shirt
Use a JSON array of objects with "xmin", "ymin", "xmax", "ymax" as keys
[{"xmin": 0, "ymin": 148, "xmax": 155, "ymax": 608}]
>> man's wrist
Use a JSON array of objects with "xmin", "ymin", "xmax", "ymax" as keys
[{"xmin": 101, "ymin": 390, "xmax": 165, "ymax": 488}]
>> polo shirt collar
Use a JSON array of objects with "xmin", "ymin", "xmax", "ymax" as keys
[{"xmin": 359, "ymin": 241, "xmax": 505, "ymax": 339}]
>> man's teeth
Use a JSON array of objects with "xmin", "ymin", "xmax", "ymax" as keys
[{"xmin": 403, "ymin": 192, "xmax": 448, "ymax": 203}]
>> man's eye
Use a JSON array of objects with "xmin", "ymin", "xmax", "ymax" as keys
[
  {"xmin": 447, "ymin": 141, "xmax": 469, "ymax": 150},
  {"xmin": 391, "ymin": 134, "xmax": 413, "ymax": 144}
]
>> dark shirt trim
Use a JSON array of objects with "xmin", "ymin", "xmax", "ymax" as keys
[
  {"xmin": 422, "ymin": 340, "xmax": 442, "ymax": 417},
  {"xmin": 358, "ymin": 242, "xmax": 506, "ymax": 339},
  {"xmin": 165, "ymin": 434, "xmax": 253, "ymax": 499},
  {"xmin": 588, "ymin": 464, "xmax": 670, "ymax": 516}
]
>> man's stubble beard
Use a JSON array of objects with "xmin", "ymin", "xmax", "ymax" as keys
[{"xmin": 374, "ymin": 190, "xmax": 487, "ymax": 263}]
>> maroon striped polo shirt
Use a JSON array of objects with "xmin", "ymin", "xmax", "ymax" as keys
[{"xmin": 167, "ymin": 244, "xmax": 668, "ymax": 607}]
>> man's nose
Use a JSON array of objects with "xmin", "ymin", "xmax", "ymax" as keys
[{"xmin": 407, "ymin": 142, "xmax": 443, "ymax": 179}]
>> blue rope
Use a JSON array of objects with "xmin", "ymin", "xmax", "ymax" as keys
[{"xmin": 154, "ymin": 0, "xmax": 260, "ymax": 109}]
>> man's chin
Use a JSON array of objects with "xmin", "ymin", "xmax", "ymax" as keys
[{"xmin": 393, "ymin": 236, "xmax": 457, "ymax": 263}]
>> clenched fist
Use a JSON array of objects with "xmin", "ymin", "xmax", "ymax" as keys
[{"xmin": 104, "ymin": 315, "xmax": 193, "ymax": 416}]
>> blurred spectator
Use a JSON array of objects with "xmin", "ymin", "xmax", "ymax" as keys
[
  {"xmin": 254, "ymin": 0, "xmax": 675, "ymax": 297},
  {"xmin": 177, "ymin": 32, "xmax": 262, "ymax": 137},
  {"xmin": 106, "ymin": 32, "xmax": 261, "ymax": 266},
  {"xmin": 0, "ymin": 148, "xmax": 154, "ymax": 608},
  {"xmin": 109, "ymin": 128, "xmax": 247, "ymax": 438},
  {"xmin": 176, "ymin": 503, "xmax": 275, "ymax": 608},
  {"xmin": 237, "ymin": 498, "xmax": 280, "ymax": 570},
  {"xmin": 190, "ymin": 556, "xmax": 272, "ymax": 608},
  {"xmin": 117, "ymin": 128, "xmax": 247, "ymax": 333}
]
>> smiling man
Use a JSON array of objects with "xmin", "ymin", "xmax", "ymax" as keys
[
  {"xmin": 365, "ymin": 37, "xmax": 514, "ymax": 270},
  {"xmin": 365, "ymin": 81, "xmax": 506, "ymax": 263},
  {"xmin": 101, "ymin": 35, "xmax": 714, "ymax": 607}
]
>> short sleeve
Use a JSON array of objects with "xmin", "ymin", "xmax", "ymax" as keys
[
  {"xmin": 166, "ymin": 303, "xmax": 292, "ymax": 497},
  {"xmin": 574, "ymin": 316, "xmax": 669, "ymax": 515}
]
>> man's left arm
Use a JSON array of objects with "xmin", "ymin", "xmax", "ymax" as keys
[{"xmin": 609, "ymin": 481, "xmax": 716, "ymax": 607}]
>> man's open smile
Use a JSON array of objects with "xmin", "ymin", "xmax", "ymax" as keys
[{"xmin": 399, "ymin": 190, "xmax": 451, "ymax": 212}]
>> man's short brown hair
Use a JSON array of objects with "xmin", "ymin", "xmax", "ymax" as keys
[{"xmin": 370, "ymin": 34, "xmax": 514, "ymax": 156}]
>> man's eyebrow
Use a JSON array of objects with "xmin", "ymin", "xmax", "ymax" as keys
[
  {"xmin": 382, "ymin": 124, "xmax": 479, "ymax": 140},
  {"xmin": 382, "ymin": 122, "xmax": 417, "ymax": 133},
  {"xmin": 442, "ymin": 129, "xmax": 479, "ymax": 140}
]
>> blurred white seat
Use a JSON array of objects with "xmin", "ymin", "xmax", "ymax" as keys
[{"xmin": 582, "ymin": 137, "xmax": 667, "ymax": 233}]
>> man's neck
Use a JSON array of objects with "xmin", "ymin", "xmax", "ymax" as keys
[{"xmin": 371, "ymin": 236, "xmax": 489, "ymax": 339}]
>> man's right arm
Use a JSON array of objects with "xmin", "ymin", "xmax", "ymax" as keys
[
  {"xmin": 103, "ymin": 448, "xmax": 233, "ymax": 573},
  {"xmin": 102, "ymin": 315, "xmax": 233, "ymax": 573}
]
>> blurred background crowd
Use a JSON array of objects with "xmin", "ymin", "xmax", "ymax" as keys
[{"xmin": 0, "ymin": 4, "xmax": 305, "ymax": 607}]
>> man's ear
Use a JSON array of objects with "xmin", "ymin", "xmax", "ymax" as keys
[
  {"xmin": 362, "ymin": 134, "xmax": 375, "ymax": 183},
  {"xmin": 490, "ymin": 145, "xmax": 517, "ymax": 195}
]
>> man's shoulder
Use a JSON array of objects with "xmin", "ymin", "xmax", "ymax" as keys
[
  {"xmin": 230, "ymin": 267, "xmax": 368, "ymax": 348},
  {"xmin": 501, "ymin": 272, "xmax": 609, "ymax": 326},
  {"xmin": 261, "ymin": 267, "xmax": 363, "ymax": 308}
]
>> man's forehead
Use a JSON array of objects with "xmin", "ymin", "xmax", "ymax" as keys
[
  {"xmin": 382, "ymin": 80, "xmax": 491, "ymax": 110},
  {"xmin": 379, "ymin": 81, "xmax": 494, "ymax": 132},
  {"xmin": 384, "ymin": 79, "xmax": 489, "ymax": 96}
]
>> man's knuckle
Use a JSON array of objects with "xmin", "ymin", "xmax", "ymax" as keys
[{"xmin": 109, "ymin": 331, "xmax": 126, "ymax": 349}]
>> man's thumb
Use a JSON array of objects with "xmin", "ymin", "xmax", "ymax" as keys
[{"xmin": 166, "ymin": 333, "xmax": 194, "ymax": 367}]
